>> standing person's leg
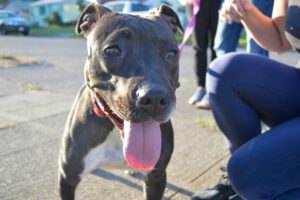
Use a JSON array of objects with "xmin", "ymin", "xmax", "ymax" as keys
[
  {"xmin": 195, "ymin": 0, "xmax": 221, "ymax": 109},
  {"xmin": 213, "ymin": 1, "xmax": 243, "ymax": 57},
  {"xmin": 214, "ymin": 21, "xmax": 243, "ymax": 57},
  {"xmin": 188, "ymin": 0, "xmax": 210, "ymax": 105},
  {"xmin": 208, "ymin": 0, "xmax": 220, "ymax": 63},
  {"xmin": 246, "ymin": 0, "xmax": 274, "ymax": 56}
]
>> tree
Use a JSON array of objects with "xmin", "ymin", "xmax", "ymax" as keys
[
  {"xmin": 0, "ymin": 0, "xmax": 9, "ymax": 7},
  {"xmin": 76, "ymin": 0, "xmax": 85, "ymax": 12}
]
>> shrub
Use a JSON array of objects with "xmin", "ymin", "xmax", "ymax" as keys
[{"xmin": 45, "ymin": 11, "xmax": 62, "ymax": 26}]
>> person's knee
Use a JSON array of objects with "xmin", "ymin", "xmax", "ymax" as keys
[
  {"xmin": 206, "ymin": 53, "xmax": 245, "ymax": 94},
  {"xmin": 227, "ymin": 148, "xmax": 268, "ymax": 200},
  {"xmin": 227, "ymin": 151, "xmax": 256, "ymax": 199}
]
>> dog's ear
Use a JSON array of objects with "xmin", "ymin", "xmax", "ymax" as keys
[
  {"xmin": 149, "ymin": 5, "xmax": 184, "ymax": 34},
  {"xmin": 75, "ymin": 3, "xmax": 111, "ymax": 36}
]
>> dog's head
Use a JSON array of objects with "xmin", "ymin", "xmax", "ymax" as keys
[{"xmin": 76, "ymin": 3, "xmax": 182, "ymax": 170}]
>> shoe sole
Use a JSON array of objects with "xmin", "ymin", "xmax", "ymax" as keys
[{"xmin": 195, "ymin": 104, "xmax": 210, "ymax": 110}]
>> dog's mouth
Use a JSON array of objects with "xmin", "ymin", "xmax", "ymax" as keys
[
  {"xmin": 95, "ymin": 95, "xmax": 161, "ymax": 171},
  {"xmin": 95, "ymin": 96, "xmax": 124, "ymax": 130}
]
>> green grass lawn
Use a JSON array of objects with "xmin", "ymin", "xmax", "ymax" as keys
[
  {"xmin": 176, "ymin": 30, "xmax": 247, "ymax": 47},
  {"xmin": 239, "ymin": 30, "xmax": 247, "ymax": 47},
  {"xmin": 0, "ymin": 54, "xmax": 15, "ymax": 60},
  {"xmin": 30, "ymin": 25, "xmax": 76, "ymax": 36}
]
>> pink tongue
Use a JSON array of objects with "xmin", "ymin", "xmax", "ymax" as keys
[{"xmin": 123, "ymin": 120, "xmax": 161, "ymax": 171}]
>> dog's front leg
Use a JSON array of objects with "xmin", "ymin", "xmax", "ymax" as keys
[
  {"xmin": 144, "ymin": 121, "xmax": 174, "ymax": 200},
  {"xmin": 58, "ymin": 86, "xmax": 114, "ymax": 200},
  {"xmin": 58, "ymin": 134, "xmax": 86, "ymax": 200},
  {"xmin": 58, "ymin": 173, "xmax": 81, "ymax": 200},
  {"xmin": 144, "ymin": 169, "xmax": 167, "ymax": 200}
]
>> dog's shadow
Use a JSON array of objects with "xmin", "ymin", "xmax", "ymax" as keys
[{"xmin": 92, "ymin": 169, "xmax": 193, "ymax": 199}]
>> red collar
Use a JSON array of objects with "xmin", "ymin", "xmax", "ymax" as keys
[{"xmin": 91, "ymin": 95, "xmax": 105, "ymax": 118}]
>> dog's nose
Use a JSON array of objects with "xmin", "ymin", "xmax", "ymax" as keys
[{"xmin": 138, "ymin": 90, "xmax": 170, "ymax": 116}]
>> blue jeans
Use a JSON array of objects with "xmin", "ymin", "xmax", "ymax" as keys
[
  {"xmin": 214, "ymin": 0, "xmax": 274, "ymax": 57},
  {"xmin": 207, "ymin": 53, "xmax": 300, "ymax": 199}
]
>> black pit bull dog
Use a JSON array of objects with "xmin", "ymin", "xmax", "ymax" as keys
[{"xmin": 58, "ymin": 3, "xmax": 183, "ymax": 200}]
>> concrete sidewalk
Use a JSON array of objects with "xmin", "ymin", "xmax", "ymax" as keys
[{"xmin": 0, "ymin": 36, "xmax": 298, "ymax": 200}]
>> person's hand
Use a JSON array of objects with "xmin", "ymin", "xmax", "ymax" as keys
[
  {"xmin": 186, "ymin": 0, "xmax": 194, "ymax": 5},
  {"xmin": 219, "ymin": 0, "xmax": 253, "ymax": 23}
]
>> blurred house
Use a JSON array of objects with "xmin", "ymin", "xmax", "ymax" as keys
[
  {"xmin": 29, "ymin": 0, "xmax": 187, "ymax": 27},
  {"xmin": 30, "ymin": 0, "xmax": 81, "ymax": 26},
  {"xmin": 3, "ymin": 0, "xmax": 31, "ymax": 19}
]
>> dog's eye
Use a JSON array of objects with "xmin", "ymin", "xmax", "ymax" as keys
[
  {"xmin": 104, "ymin": 46, "xmax": 121, "ymax": 57},
  {"xmin": 166, "ymin": 50, "xmax": 178, "ymax": 61}
]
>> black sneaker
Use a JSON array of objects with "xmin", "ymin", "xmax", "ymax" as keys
[{"xmin": 191, "ymin": 168, "xmax": 243, "ymax": 200}]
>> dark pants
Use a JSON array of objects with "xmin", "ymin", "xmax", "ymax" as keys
[
  {"xmin": 207, "ymin": 53, "xmax": 300, "ymax": 199},
  {"xmin": 186, "ymin": 0, "xmax": 221, "ymax": 87}
]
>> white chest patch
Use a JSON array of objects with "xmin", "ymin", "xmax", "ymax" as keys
[{"xmin": 82, "ymin": 130, "xmax": 129, "ymax": 175}]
